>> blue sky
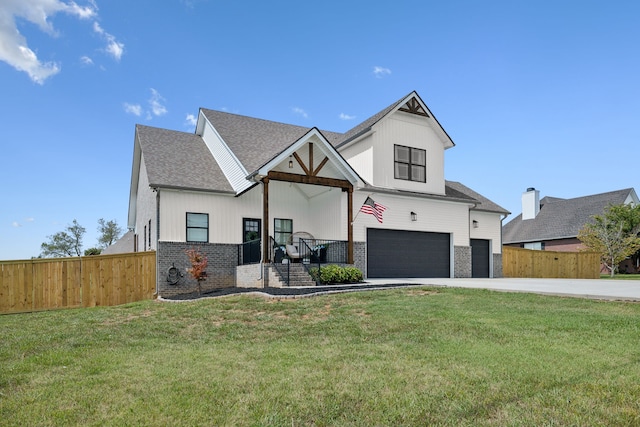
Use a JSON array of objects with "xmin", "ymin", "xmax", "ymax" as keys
[{"xmin": 1, "ymin": 0, "xmax": 639, "ymax": 260}]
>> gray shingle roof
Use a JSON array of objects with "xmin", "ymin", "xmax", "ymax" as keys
[
  {"xmin": 200, "ymin": 109, "xmax": 343, "ymax": 173},
  {"xmin": 136, "ymin": 124, "xmax": 233, "ymax": 192},
  {"xmin": 446, "ymin": 181, "xmax": 510, "ymax": 214},
  {"xmin": 503, "ymin": 188, "xmax": 634, "ymax": 243}
]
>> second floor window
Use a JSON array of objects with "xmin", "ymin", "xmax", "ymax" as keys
[
  {"xmin": 187, "ymin": 212, "xmax": 209, "ymax": 242},
  {"xmin": 394, "ymin": 144, "xmax": 426, "ymax": 183}
]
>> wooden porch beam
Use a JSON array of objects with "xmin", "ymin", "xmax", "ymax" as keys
[
  {"xmin": 262, "ymin": 177, "xmax": 270, "ymax": 262},
  {"xmin": 267, "ymin": 171, "xmax": 352, "ymax": 189},
  {"xmin": 292, "ymin": 152, "xmax": 310, "ymax": 176},
  {"xmin": 312, "ymin": 156, "xmax": 329, "ymax": 177}
]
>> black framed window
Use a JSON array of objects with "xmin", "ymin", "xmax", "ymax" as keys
[
  {"xmin": 274, "ymin": 218, "xmax": 292, "ymax": 245},
  {"xmin": 186, "ymin": 212, "xmax": 209, "ymax": 242},
  {"xmin": 394, "ymin": 144, "xmax": 426, "ymax": 182}
]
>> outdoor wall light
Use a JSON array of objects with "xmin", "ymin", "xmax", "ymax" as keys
[
  {"xmin": 472, "ymin": 220, "xmax": 479, "ymax": 228},
  {"xmin": 288, "ymin": 155, "xmax": 293, "ymax": 168},
  {"xmin": 410, "ymin": 211, "xmax": 417, "ymax": 221}
]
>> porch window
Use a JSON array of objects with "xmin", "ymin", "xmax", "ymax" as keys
[
  {"xmin": 186, "ymin": 212, "xmax": 209, "ymax": 242},
  {"xmin": 394, "ymin": 144, "xmax": 426, "ymax": 182},
  {"xmin": 274, "ymin": 218, "xmax": 292, "ymax": 245}
]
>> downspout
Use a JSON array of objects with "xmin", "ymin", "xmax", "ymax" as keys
[{"xmin": 155, "ymin": 188, "xmax": 160, "ymax": 297}]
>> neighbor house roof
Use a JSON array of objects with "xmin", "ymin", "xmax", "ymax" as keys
[
  {"xmin": 503, "ymin": 188, "xmax": 636, "ymax": 244},
  {"xmin": 135, "ymin": 124, "xmax": 233, "ymax": 193}
]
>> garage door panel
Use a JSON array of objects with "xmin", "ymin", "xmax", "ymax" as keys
[
  {"xmin": 471, "ymin": 239, "xmax": 490, "ymax": 278},
  {"xmin": 367, "ymin": 229, "xmax": 450, "ymax": 278}
]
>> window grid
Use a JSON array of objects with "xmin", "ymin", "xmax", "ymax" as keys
[
  {"xmin": 394, "ymin": 144, "xmax": 426, "ymax": 183},
  {"xmin": 186, "ymin": 212, "xmax": 209, "ymax": 243}
]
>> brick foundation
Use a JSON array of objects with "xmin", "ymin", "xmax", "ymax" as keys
[{"xmin": 157, "ymin": 241, "xmax": 237, "ymax": 297}]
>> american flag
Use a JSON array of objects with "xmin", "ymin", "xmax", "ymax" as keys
[{"xmin": 360, "ymin": 197, "xmax": 387, "ymax": 223}]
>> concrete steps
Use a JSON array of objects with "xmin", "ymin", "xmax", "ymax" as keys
[{"xmin": 268, "ymin": 263, "xmax": 317, "ymax": 287}]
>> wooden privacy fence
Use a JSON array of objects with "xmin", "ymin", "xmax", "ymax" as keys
[
  {"xmin": 502, "ymin": 246, "xmax": 600, "ymax": 279},
  {"xmin": 0, "ymin": 252, "xmax": 156, "ymax": 314}
]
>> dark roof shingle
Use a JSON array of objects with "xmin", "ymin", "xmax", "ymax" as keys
[{"xmin": 503, "ymin": 188, "xmax": 634, "ymax": 243}]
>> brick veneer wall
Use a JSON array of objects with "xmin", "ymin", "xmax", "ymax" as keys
[
  {"xmin": 454, "ymin": 246, "xmax": 472, "ymax": 278},
  {"xmin": 157, "ymin": 241, "xmax": 237, "ymax": 297},
  {"xmin": 353, "ymin": 241, "xmax": 366, "ymax": 277},
  {"xmin": 493, "ymin": 253, "xmax": 503, "ymax": 278}
]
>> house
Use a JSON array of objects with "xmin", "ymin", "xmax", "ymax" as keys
[
  {"xmin": 503, "ymin": 187, "xmax": 639, "ymax": 255},
  {"xmin": 127, "ymin": 91, "xmax": 510, "ymax": 296}
]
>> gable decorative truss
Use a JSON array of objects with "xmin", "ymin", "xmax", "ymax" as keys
[
  {"xmin": 398, "ymin": 96, "xmax": 429, "ymax": 117},
  {"xmin": 249, "ymin": 128, "xmax": 362, "ymax": 188}
]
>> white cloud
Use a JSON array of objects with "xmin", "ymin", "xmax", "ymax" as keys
[
  {"xmin": 148, "ymin": 88, "xmax": 167, "ymax": 116},
  {"xmin": 339, "ymin": 113, "xmax": 356, "ymax": 120},
  {"xmin": 25, "ymin": 217, "xmax": 35, "ymax": 222},
  {"xmin": 123, "ymin": 103, "xmax": 142, "ymax": 116},
  {"xmin": 373, "ymin": 66, "xmax": 392, "ymax": 78},
  {"xmin": 0, "ymin": 0, "xmax": 124, "ymax": 84},
  {"xmin": 12, "ymin": 221, "xmax": 21, "ymax": 228},
  {"xmin": 93, "ymin": 21, "xmax": 124, "ymax": 61},
  {"xmin": 80, "ymin": 55, "xmax": 93, "ymax": 65},
  {"xmin": 185, "ymin": 113, "xmax": 197, "ymax": 127},
  {"xmin": 292, "ymin": 107, "xmax": 308, "ymax": 118}
]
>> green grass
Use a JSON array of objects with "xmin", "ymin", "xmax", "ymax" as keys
[
  {"xmin": 600, "ymin": 273, "xmax": 640, "ymax": 280},
  {"xmin": 1, "ymin": 287, "xmax": 640, "ymax": 426}
]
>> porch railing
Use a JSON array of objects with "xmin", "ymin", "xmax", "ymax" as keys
[
  {"xmin": 299, "ymin": 238, "xmax": 348, "ymax": 285},
  {"xmin": 238, "ymin": 238, "xmax": 261, "ymax": 266},
  {"xmin": 269, "ymin": 236, "xmax": 290, "ymax": 286}
]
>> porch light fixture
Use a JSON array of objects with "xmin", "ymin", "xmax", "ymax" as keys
[
  {"xmin": 288, "ymin": 155, "xmax": 293, "ymax": 169},
  {"xmin": 472, "ymin": 220, "xmax": 479, "ymax": 228},
  {"xmin": 410, "ymin": 211, "xmax": 417, "ymax": 221}
]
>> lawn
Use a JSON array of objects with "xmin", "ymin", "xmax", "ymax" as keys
[
  {"xmin": 1, "ymin": 287, "xmax": 639, "ymax": 426},
  {"xmin": 601, "ymin": 274, "xmax": 640, "ymax": 280}
]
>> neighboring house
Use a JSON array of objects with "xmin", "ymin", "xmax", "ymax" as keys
[
  {"xmin": 503, "ymin": 187, "xmax": 639, "ymax": 256},
  {"xmin": 128, "ymin": 91, "xmax": 510, "ymax": 296},
  {"xmin": 101, "ymin": 230, "xmax": 135, "ymax": 255}
]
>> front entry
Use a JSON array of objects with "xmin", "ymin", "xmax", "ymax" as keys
[{"xmin": 243, "ymin": 218, "xmax": 261, "ymax": 264}]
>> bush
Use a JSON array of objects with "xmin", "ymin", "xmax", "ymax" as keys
[{"xmin": 309, "ymin": 264, "xmax": 363, "ymax": 284}]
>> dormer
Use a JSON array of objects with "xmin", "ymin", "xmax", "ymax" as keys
[{"xmin": 337, "ymin": 91, "xmax": 454, "ymax": 196}]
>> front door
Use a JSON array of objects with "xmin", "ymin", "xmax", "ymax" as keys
[{"xmin": 243, "ymin": 218, "xmax": 261, "ymax": 264}]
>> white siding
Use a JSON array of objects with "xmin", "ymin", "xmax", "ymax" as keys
[
  {"xmin": 135, "ymin": 155, "xmax": 158, "ymax": 251},
  {"xmin": 371, "ymin": 112, "xmax": 446, "ymax": 195},
  {"xmin": 200, "ymin": 121, "xmax": 252, "ymax": 194},
  {"xmin": 352, "ymin": 191, "xmax": 470, "ymax": 247},
  {"xmin": 470, "ymin": 211, "xmax": 503, "ymax": 254},
  {"xmin": 159, "ymin": 182, "xmax": 348, "ymax": 244},
  {"xmin": 340, "ymin": 138, "xmax": 374, "ymax": 183},
  {"xmin": 159, "ymin": 187, "xmax": 261, "ymax": 243}
]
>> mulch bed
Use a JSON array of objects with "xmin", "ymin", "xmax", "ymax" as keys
[{"xmin": 160, "ymin": 282, "xmax": 424, "ymax": 301}]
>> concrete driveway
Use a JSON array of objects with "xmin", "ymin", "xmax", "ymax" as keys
[{"xmin": 364, "ymin": 277, "xmax": 640, "ymax": 301}]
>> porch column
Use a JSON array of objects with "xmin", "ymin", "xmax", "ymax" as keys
[
  {"xmin": 262, "ymin": 178, "xmax": 270, "ymax": 262},
  {"xmin": 347, "ymin": 186, "xmax": 354, "ymax": 264}
]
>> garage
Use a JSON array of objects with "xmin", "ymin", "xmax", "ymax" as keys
[
  {"xmin": 367, "ymin": 228, "xmax": 451, "ymax": 278},
  {"xmin": 471, "ymin": 239, "xmax": 490, "ymax": 278}
]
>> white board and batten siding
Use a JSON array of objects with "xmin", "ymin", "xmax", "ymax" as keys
[
  {"xmin": 369, "ymin": 112, "xmax": 446, "ymax": 196},
  {"xmin": 199, "ymin": 120, "xmax": 253, "ymax": 194},
  {"xmin": 159, "ymin": 181, "xmax": 348, "ymax": 244},
  {"xmin": 470, "ymin": 210, "xmax": 503, "ymax": 254},
  {"xmin": 135, "ymin": 155, "xmax": 158, "ymax": 251},
  {"xmin": 351, "ymin": 191, "xmax": 470, "ymax": 247},
  {"xmin": 159, "ymin": 187, "xmax": 262, "ymax": 244}
]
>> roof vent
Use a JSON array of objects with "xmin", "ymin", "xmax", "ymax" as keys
[{"xmin": 526, "ymin": 187, "xmax": 536, "ymax": 192}]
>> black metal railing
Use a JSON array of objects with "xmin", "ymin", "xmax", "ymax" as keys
[
  {"xmin": 238, "ymin": 238, "xmax": 261, "ymax": 266},
  {"xmin": 298, "ymin": 239, "xmax": 348, "ymax": 285},
  {"xmin": 269, "ymin": 236, "xmax": 290, "ymax": 286}
]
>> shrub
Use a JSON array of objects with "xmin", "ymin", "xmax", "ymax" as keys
[{"xmin": 309, "ymin": 264, "xmax": 363, "ymax": 284}]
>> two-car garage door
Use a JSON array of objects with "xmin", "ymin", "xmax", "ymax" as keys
[{"xmin": 367, "ymin": 228, "xmax": 451, "ymax": 278}]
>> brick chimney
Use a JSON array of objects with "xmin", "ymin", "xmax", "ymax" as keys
[{"xmin": 522, "ymin": 187, "xmax": 540, "ymax": 220}]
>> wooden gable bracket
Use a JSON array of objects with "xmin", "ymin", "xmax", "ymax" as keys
[
  {"xmin": 292, "ymin": 142, "xmax": 330, "ymax": 177},
  {"xmin": 398, "ymin": 97, "xmax": 429, "ymax": 117}
]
